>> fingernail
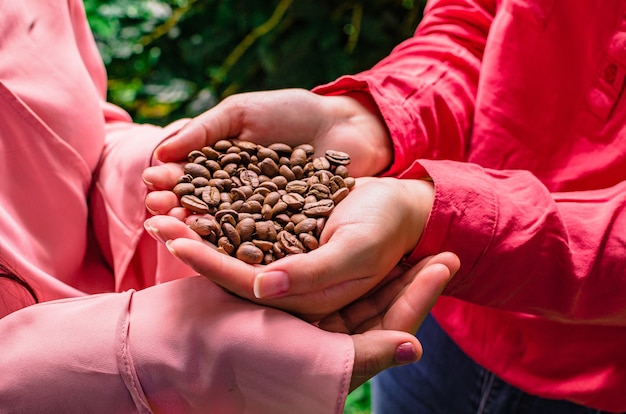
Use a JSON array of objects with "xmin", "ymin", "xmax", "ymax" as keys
[
  {"xmin": 165, "ymin": 239, "xmax": 178, "ymax": 257},
  {"xmin": 141, "ymin": 172, "xmax": 154, "ymax": 187},
  {"xmin": 395, "ymin": 342, "xmax": 418, "ymax": 364},
  {"xmin": 144, "ymin": 220, "xmax": 167, "ymax": 243},
  {"xmin": 253, "ymin": 271, "xmax": 289, "ymax": 299}
]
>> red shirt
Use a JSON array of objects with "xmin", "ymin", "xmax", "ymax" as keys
[{"xmin": 316, "ymin": 0, "xmax": 626, "ymax": 410}]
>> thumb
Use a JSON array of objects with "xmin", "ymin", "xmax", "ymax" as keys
[{"xmin": 349, "ymin": 330, "xmax": 422, "ymax": 392}]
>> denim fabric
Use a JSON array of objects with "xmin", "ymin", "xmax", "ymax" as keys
[{"xmin": 371, "ymin": 314, "xmax": 616, "ymax": 414}]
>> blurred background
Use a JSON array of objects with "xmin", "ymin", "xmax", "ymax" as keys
[
  {"xmin": 84, "ymin": 1, "xmax": 426, "ymax": 412},
  {"xmin": 85, "ymin": 0, "xmax": 425, "ymax": 125}
]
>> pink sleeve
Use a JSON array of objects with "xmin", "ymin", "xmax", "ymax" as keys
[
  {"xmin": 402, "ymin": 159, "xmax": 626, "ymax": 325},
  {"xmin": 0, "ymin": 277, "xmax": 353, "ymax": 413},
  {"xmin": 314, "ymin": 0, "xmax": 495, "ymax": 176},
  {"xmin": 0, "ymin": 291, "xmax": 140, "ymax": 413}
]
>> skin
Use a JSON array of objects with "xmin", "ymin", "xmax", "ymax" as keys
[
  {"xmin": 144, "ymin": 88, "xmax": 437, "ymax": 320},
  {"xmin": 142, "ymin": 87, "xmax": 459, "ymax": 391},
  {"xmin": 144, "ymin": 176, "xmax": 434, "ymax": 321}
]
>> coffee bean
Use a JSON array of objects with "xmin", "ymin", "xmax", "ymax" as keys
[
  {"xmin": 173, "ymin": 140, "xmax": 355, "ymax": 263},
  {"xmin": 180, "ymin": 194, "xmax": 209, "ymax": 213},
  {"xmin": 302, "ymin": 199, "xmax": 334, "ymax": 217},
  {"xmin": 278, "ymin": 231, "xmax": 305, "ymax": 255},
  {"xmin": 173, "ymin": 182, "xmax": 196, "ymax": 197},
  {"xmin": 184, "ymin": 163, "xmax": 211, "ymax": 180},
  {"xmin": 325, "ymin": 150, "xmax": 351, "ymax": 165},
  {"xmin": 236, "ymin": 242, "xmax": 264, "ymax": 264}
]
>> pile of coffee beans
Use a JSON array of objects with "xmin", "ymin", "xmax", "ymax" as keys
[{"xmin": 173, "ymin": 139, "xmax": 355, "ymax": 264}]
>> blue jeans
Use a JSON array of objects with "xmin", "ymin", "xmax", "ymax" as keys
[{"xmin": 371, "ymin": 314, "xmax": 619, "ymax": 414}]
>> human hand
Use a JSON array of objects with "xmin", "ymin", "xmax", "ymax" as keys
[
  {"xmin": 144, "ymin": 176, "xmax": 435, "ymax": 321},
  {"xmin": 339, "ymin": 252, "xmax": 460, "ymax": 391},
  {"xmin": 129, "ymin": 252, "xmax": 457, "ymax": 410},
  {"xmin": 151, "ymin": 88, "xmax": 392, "ymax": 178}
]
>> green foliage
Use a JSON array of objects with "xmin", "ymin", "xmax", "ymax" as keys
[
  {"xmin": 85, "ymin": 0, "xmax": 425, "ymax": 125},
  {"xmin": 344, "ymin": 381, "xmax": 372, "ymax": 414}
]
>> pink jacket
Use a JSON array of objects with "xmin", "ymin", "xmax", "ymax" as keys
[
  {"xmin": 0, "ymin": 1, "xmax": 351, "ymax": 413},
  {"xmin": 317, "ymin": 0, "xmax": 626, "ymax": 411}
]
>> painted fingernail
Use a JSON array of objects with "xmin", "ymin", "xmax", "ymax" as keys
[
  {"xmin": 395, "ymin": 342, "xmax": 418, "ymax": 364},
  {"xmin": 253, "ymin": 271, "xmax": 290, "ymax": 299}
]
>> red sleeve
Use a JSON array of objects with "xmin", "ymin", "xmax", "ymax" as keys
[
  {"xmin": 403, "ymin": 159, "xmax": 626, "ymax": 325},
  {"xmin": 314, "ymin": 0, "xmax": 495, "ymax": 175}
]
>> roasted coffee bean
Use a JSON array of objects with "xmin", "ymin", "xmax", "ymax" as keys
[
  {"xmin": 215, "ymin": 209, "xmax": 239, "ymax": 223},
  {"xmin": 205, "ymin": 159, "xmax": 221, "ymax": 173},
  {"xmin": 173, "ymin": 182, "xmax": 196, "ymax": 197},
  {"xmin": 294, "ymin": 218, "xmax": 317, "ymax": 234},
  {"xmin": 180, "ymin": 195, "xmax": 209, "ymax": 214},
  {"xmin": 285, "ymin": 180, "xmax": 308, "ymax": 194},
  {"xmin": 236, "ymin": 217, "xmax": 256, "ymax": 241},
  {"xmin": 335, "ymin": 165, "xmax": 349, "ymax": 178},
  {"xmin": 202, "ymin": 186, "xmax": 221, "ymax": 207},
  {"xmin": 236, "ymin": 242, "xmax": 264, "ymax": 264},
  {"xmin": 202, "ymin": 146, "xmax": 221, "ymax": 160},
  {"xmin": 308, "ymin": 183, "xmax": 331, "ymax": 200},
  {"xmin": 331, "ymin": 187, "xmax": 350, "ymax": 204},
  {"xmin": 299, "ymin": 233, "xmax": 319, "ymax": 250},
  {"xmin": 188, "ymin": 150, "xmax": 205, "ymax": 162},
  {"xmin": 223, "ymin": 163, "xmax": 239, "ymax": 177},
  {"xmin": 312, "ymin": 156, "xmax": 331, "ymax": 171},
  {"xmin": 234, "ymin": 140, "xmax": 258, "ymax": 153},
  {"xmin": 174, "ymin": 139, "xmax": 355, "ymax": 263},
  {"xmin": 214, "ymin": 140, "xmax": 233, "ymax": 151},
  {"xmin": 222, "ymin": 222, "xmax": 241, "ymax": 248},
  {"xmin": 220, "ymin": 152, "xmax": 242, "ymax": 166},
  {"xmin": 188, "ymin": 217, "xmax": 218, "ymax": 237},
  {"xmin": 252, "ymin": 239, "xmax": 274, "ymax": 252},
  {"xmin": 192, "ymin": 176, "xmax": 210, "ymax": 188},
  {"xmin": 184, "ymin": 163, "xmax": 211, "ymax": 180},
  {"xmin": 278, "ymin": 231, "xmax": 305, "ymax": 255},
  {"xmin": 259, "ymin": 157, "xmax": 280, "ymax": 176},
  {"xmin": 267, "ymin": 142, "xmax": 292, "ymax": 155},
  {"xmin": 302, "ymin": 199, "xmax": 334, "ymax": 217},
  {"xmin": 295, "ymin": 143, "xmax": 315, "ymax": 157},
  {"xmin": 255, "ymin": 220, "xmax": 278, "ymax": 242},
  {"xmin": 193, "ymin": 156, "xmax": 208, "ymax": 165},
  {"xmin": 282, "ymin": 193, "xmax": 305, "ymax": 210},
  {"xmin": 325, "ymin": 150, "xmax": 351, "ymax": 165}
]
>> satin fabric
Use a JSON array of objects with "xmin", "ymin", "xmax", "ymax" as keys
[{"xmin": 0, "ymin": 1, "xmax": 352, "ymax": 412}]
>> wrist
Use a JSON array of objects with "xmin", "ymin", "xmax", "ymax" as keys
[
  {"xmin": 400, "ymin": 178, "xmax": 435, "ymax": 256},
  {"xmin": 323, "ymin": 92, "xmax": 393, "ymax": 176}
]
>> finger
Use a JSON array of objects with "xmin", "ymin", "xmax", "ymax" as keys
[
  {"xmin": 252, "ymin": 240, "xmax": 381, "ymax": 305},
  {"xmin": 145, "ymin": 190, "xmax": 182, "ymax": 216},
  {"xmin": 317, "ymin": 312, "xmax": 350, "ymax": 334},
  {"xmin": 343, "ymin": 252, "xmax": 459, "ymax": 333},
  {"xmin": 164, "ymin": 237, "xmax": 258, "ymax": 300},
  {"xmin": 382, "ymin": 261, "xmax": 453, "ymax": 333},
  {"xmin": 154, "ymin": 103, "xmax": 243, "ymax": 163},
  {"xmin": 142, "ymin": 163, "xmax": 185, "ymax": 191},
  {"xmin": 144, "ymin": 215, "xmax": 203, "ymax": 244},
  {"xmin": 350, "ymin": 331, "xmax": 422, "ymax": 392}
]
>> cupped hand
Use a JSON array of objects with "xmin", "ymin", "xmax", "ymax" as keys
[
  {"xmin": 144, "ymin": 176, "xmax": 435, "ymax": 321},
  {"xmin": 341, "ymin": 252, "xmax": 460, "ymax": 390},
  {"xmin": 151, "ymin": 88, "xmax": 392, "ymax": 178}
]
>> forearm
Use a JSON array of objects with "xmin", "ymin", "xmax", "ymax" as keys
[
  {"xmin": 315, "ymin": 0, "xmax": 496, "ymax": 176},
  {"xmin": 405, "ymin": 159, "xmax": 626, "ymax": 324},
  {"xmin": 0, "ymin": 292, "xmax": 141, "ymax": 413},
  {"xmin": 129, "ymin": 277, "xmax": 352, "ymax": 414}
]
